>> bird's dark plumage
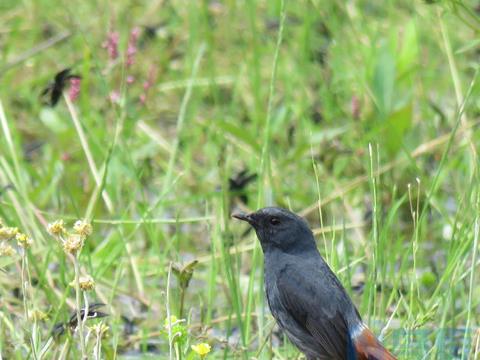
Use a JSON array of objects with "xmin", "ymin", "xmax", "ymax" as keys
[
  {"xmin": 233, "ymin": 207, "xmax": 396, "ymax": 360},
  {"xmin": 41, "ymin": 68, "xmax": 81, "ymax": 107},
  {"xmin": 52, "ymin": 303, "xmax": 108, "ymax": 337}
]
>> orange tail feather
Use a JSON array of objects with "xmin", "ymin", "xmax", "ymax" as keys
[{"xmin": 354, "ymin": 327, "xmax": 397, "ymax": 360}]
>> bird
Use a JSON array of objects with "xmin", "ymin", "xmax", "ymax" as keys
[
  {"xmin": 41, "ymin": 68, "xmax": 81, "ymax": 107},
  {"xmin": 52, "ymin": 303, "xmax": 108, "ymax": 337},
  {"xmin": 233, "ymin": 207, "xmax": 396, "ymax": 360}
]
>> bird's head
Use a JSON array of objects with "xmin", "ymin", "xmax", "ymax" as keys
[{"xmin": 233, "ymin": 207, "xmax": 317, "ymax": 253}]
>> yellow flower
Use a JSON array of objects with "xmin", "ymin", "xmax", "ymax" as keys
[
  {"xmin": 0, "ymin": 243, "xmax": 15, "ymax": 256},
  {"xmin": 0, "ymin": 227, "xmax": 18, "ymax": 240},
  {"xmin": 73, "ymin": 220, "xmax": 92, "ymax": 237},
  {"xmin": 78, "ymin": 275, "xmax": 95, "ymax": 291},
  {"xmin": 63, "ymin": 233, "xmax": 84, "ymax": 254},
  {"xmin": 47, "ymin": 220, "xmax": 66, "ymax": 236},
  {"xmin": 16, "ymin": 233, "xmax": 32, "ymax": 249},
  {"xmin": 191, "ymin": 343, "xmax": 211, "ymax": 356}
]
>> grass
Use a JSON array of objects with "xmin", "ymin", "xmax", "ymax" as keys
[{"xmin": 0, "ymin": 0, "xmax": 480, "ymax": 359}]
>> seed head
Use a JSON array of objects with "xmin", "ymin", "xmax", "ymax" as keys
[
  {"xmin": 78, "ymin": 275, "xmax": 95, "ymax": 291},
  {"xmin": 0, "ymin": 227, "xmax": 18, "ymax": 240},
  {"xmin": 16, "ymin": 233, "xmax": 33, "ymax": 249},
  {"xmin": 0, "ymin": 243, "xmax": 15, "ymax": 256},
  {"xmin": 47, "ymin": 220, "xmax": 66, "ymax": 236},
  {"xmin": 73, "ymin": 220, "xmax": 93, "ymax": 238},
  {"xmin": 63, "ymin": 233, "xmax": 84, "ymax": 255}
]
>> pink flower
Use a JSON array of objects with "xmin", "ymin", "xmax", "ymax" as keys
[
  {"xmin": 109, "ymin": 90, "xmax": 121, "ymax": 103},
  {"xmin": 139, "ymin": 66, "xmax": 156, "ymax": 104},
  {"xmin": 61, "ymin": 152, "xmax": 71, "ymax": 161},
  {"xmin": 102, "ymin": 31, "xmax": 119, "ymax": 60},
  {"xmin": 69, "ymin": 78, "xmax": 81, "ymax": 102},
  {"xmin": 126, "ymin": 27, "xmax": 141, "ymax": 67},
  {"xmin": 351, "ymin": 95, "xmax": 361, "ymax": 120},
  {"xmin": 143, "ymin": 79, "xmax": 151, "ymax": 90},
  {"xmin": 127, "ymin": 75, "xmax": 135, "ymax": 84}
]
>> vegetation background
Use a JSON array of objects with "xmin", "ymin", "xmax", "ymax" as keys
[{"xmin": 0, "ymin": 0, "xmax": 479, "ymax": 359}]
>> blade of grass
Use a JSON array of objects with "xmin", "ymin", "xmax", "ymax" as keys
[
  {"xmin": 64, "ymin": 94, "xmax": 114, "ymax": 212},
  {"xmin": 161, "ymin": 43, "xmax": 206, "ymax": 196},
  {"xmin": 300, "ymin": 119, "xmax": 479, "ymax": 218},
  {"xmin": 245, "ymin": 0, "xmax": 286, "ymax": 347},
  {"xmin": 0, "ymin": 101, "xmax": 43, "ymax": 241},
  {"xmin": 460, "ymin": 196, "xmax": 479, "ymax": 360}
]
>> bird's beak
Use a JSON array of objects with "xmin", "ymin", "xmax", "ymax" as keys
[{"xmin": 232, "ymin": 212, "xmax": 255, "ymax": 225}]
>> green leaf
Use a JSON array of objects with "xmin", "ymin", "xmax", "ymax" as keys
[
  {"xmin": 372, "ymin": 45, "xmax": 396, "ymax": 117},
  {"xmin": 397, "ymin": 20, "xmax": 418, "ymax": 76},
  {"xmin": 383, "ymin": 103, "xmax": 412, "ymax": 154}
]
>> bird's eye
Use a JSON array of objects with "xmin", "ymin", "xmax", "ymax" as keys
[{"xmin": 270, "ymin": 217, "xmax": 280, "ymax": 225}]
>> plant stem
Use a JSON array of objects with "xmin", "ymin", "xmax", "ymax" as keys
[
  {"xmin": 72, "ymin": 254, "xmax": 87, "ymax": 359},
  {"xmin": 166, "ymin": 263, "xmax": 173, "ymax": 360},
  {"xmin": 21, "ymin": 251, "xmax": 38, "ymax": 359},
  {"xmin": 179, "ymin": 287, "xmax": 185, "ymax": 319}
]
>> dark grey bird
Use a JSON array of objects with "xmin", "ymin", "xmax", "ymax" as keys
[
  {"xmin": 41, "ymin": 68, "xmax": 81, "ymax": 107},
  {"xmin": 52, "ymin": 303, "xmax": 108, "ymax": 337},
  {"xmin": 233, "ymin": 207, "xmax": 396, "ymax": 360}
]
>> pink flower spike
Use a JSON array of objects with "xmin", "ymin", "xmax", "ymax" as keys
[
  {"xmin": 139, "ymin": 66, "xmax": 157, "ymax": 105},
  {"xmin": 351, "ymin": 95, "xmax": 361, "ymax": 120},
  {"xmin": 69, "ymin": 78, "xmax": 81, "ymax": 102},
  {"xmin": 126, "ymin": 27, "xmax": 141, "ymax": 67},
  {"xmin": 130, "ymin": 27, "xmax": 141, "ymax": 42},
  {"xmin": 102, "ymin": 31, "xmax": 119, "ymax": 60}
]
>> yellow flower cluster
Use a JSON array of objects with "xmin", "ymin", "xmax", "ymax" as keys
[
  {"xmin": 0, "ymin": 243, "xmax": 15, "ymax": 256},
  {"xmin": 191, "ymin": 343, "xmax": 211, "ymax": 356},
  {"xmin": 73, "ymin": 220, "xmax": 93, "ymax": 237},
  {"xmin": 47, "ymin": 220, "xmax": 66, "ymax": 236},
  {"xmin": 47, "ymin": 219, "xmax": 92, "ymax": 255},
  {"xmin": 69, "ymin": 274, "xmax": 95, "ymax": 291},
  {"xmin": 79, "ymin": 275, "xmax": 95, "ymax": 291},
  {"xmin": 63, "ymin": 234, "xmax": 83, "ymax": 254},
  {"xmin": 16, "ymin": 233, "xmax": 33, "ymax": 249},
  {"xmin": 0, "ymin": 218, "xmax": 33, "ymax": 256},
  {"xmin": 0, "ymin": 226, "xmax": 18, "ymax": 240}
]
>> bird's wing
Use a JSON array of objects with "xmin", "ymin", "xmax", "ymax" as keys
[
  {"xmin": 50, "ymin": 88, "xmax": 62, "ymax": 106},
  {"xmin": 54, "ymin": 68, "xmax": 72, "ymax": 83},
  {"xmin": 276, "ymin": 262, "xmax": 355, "ymax": 359}
]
